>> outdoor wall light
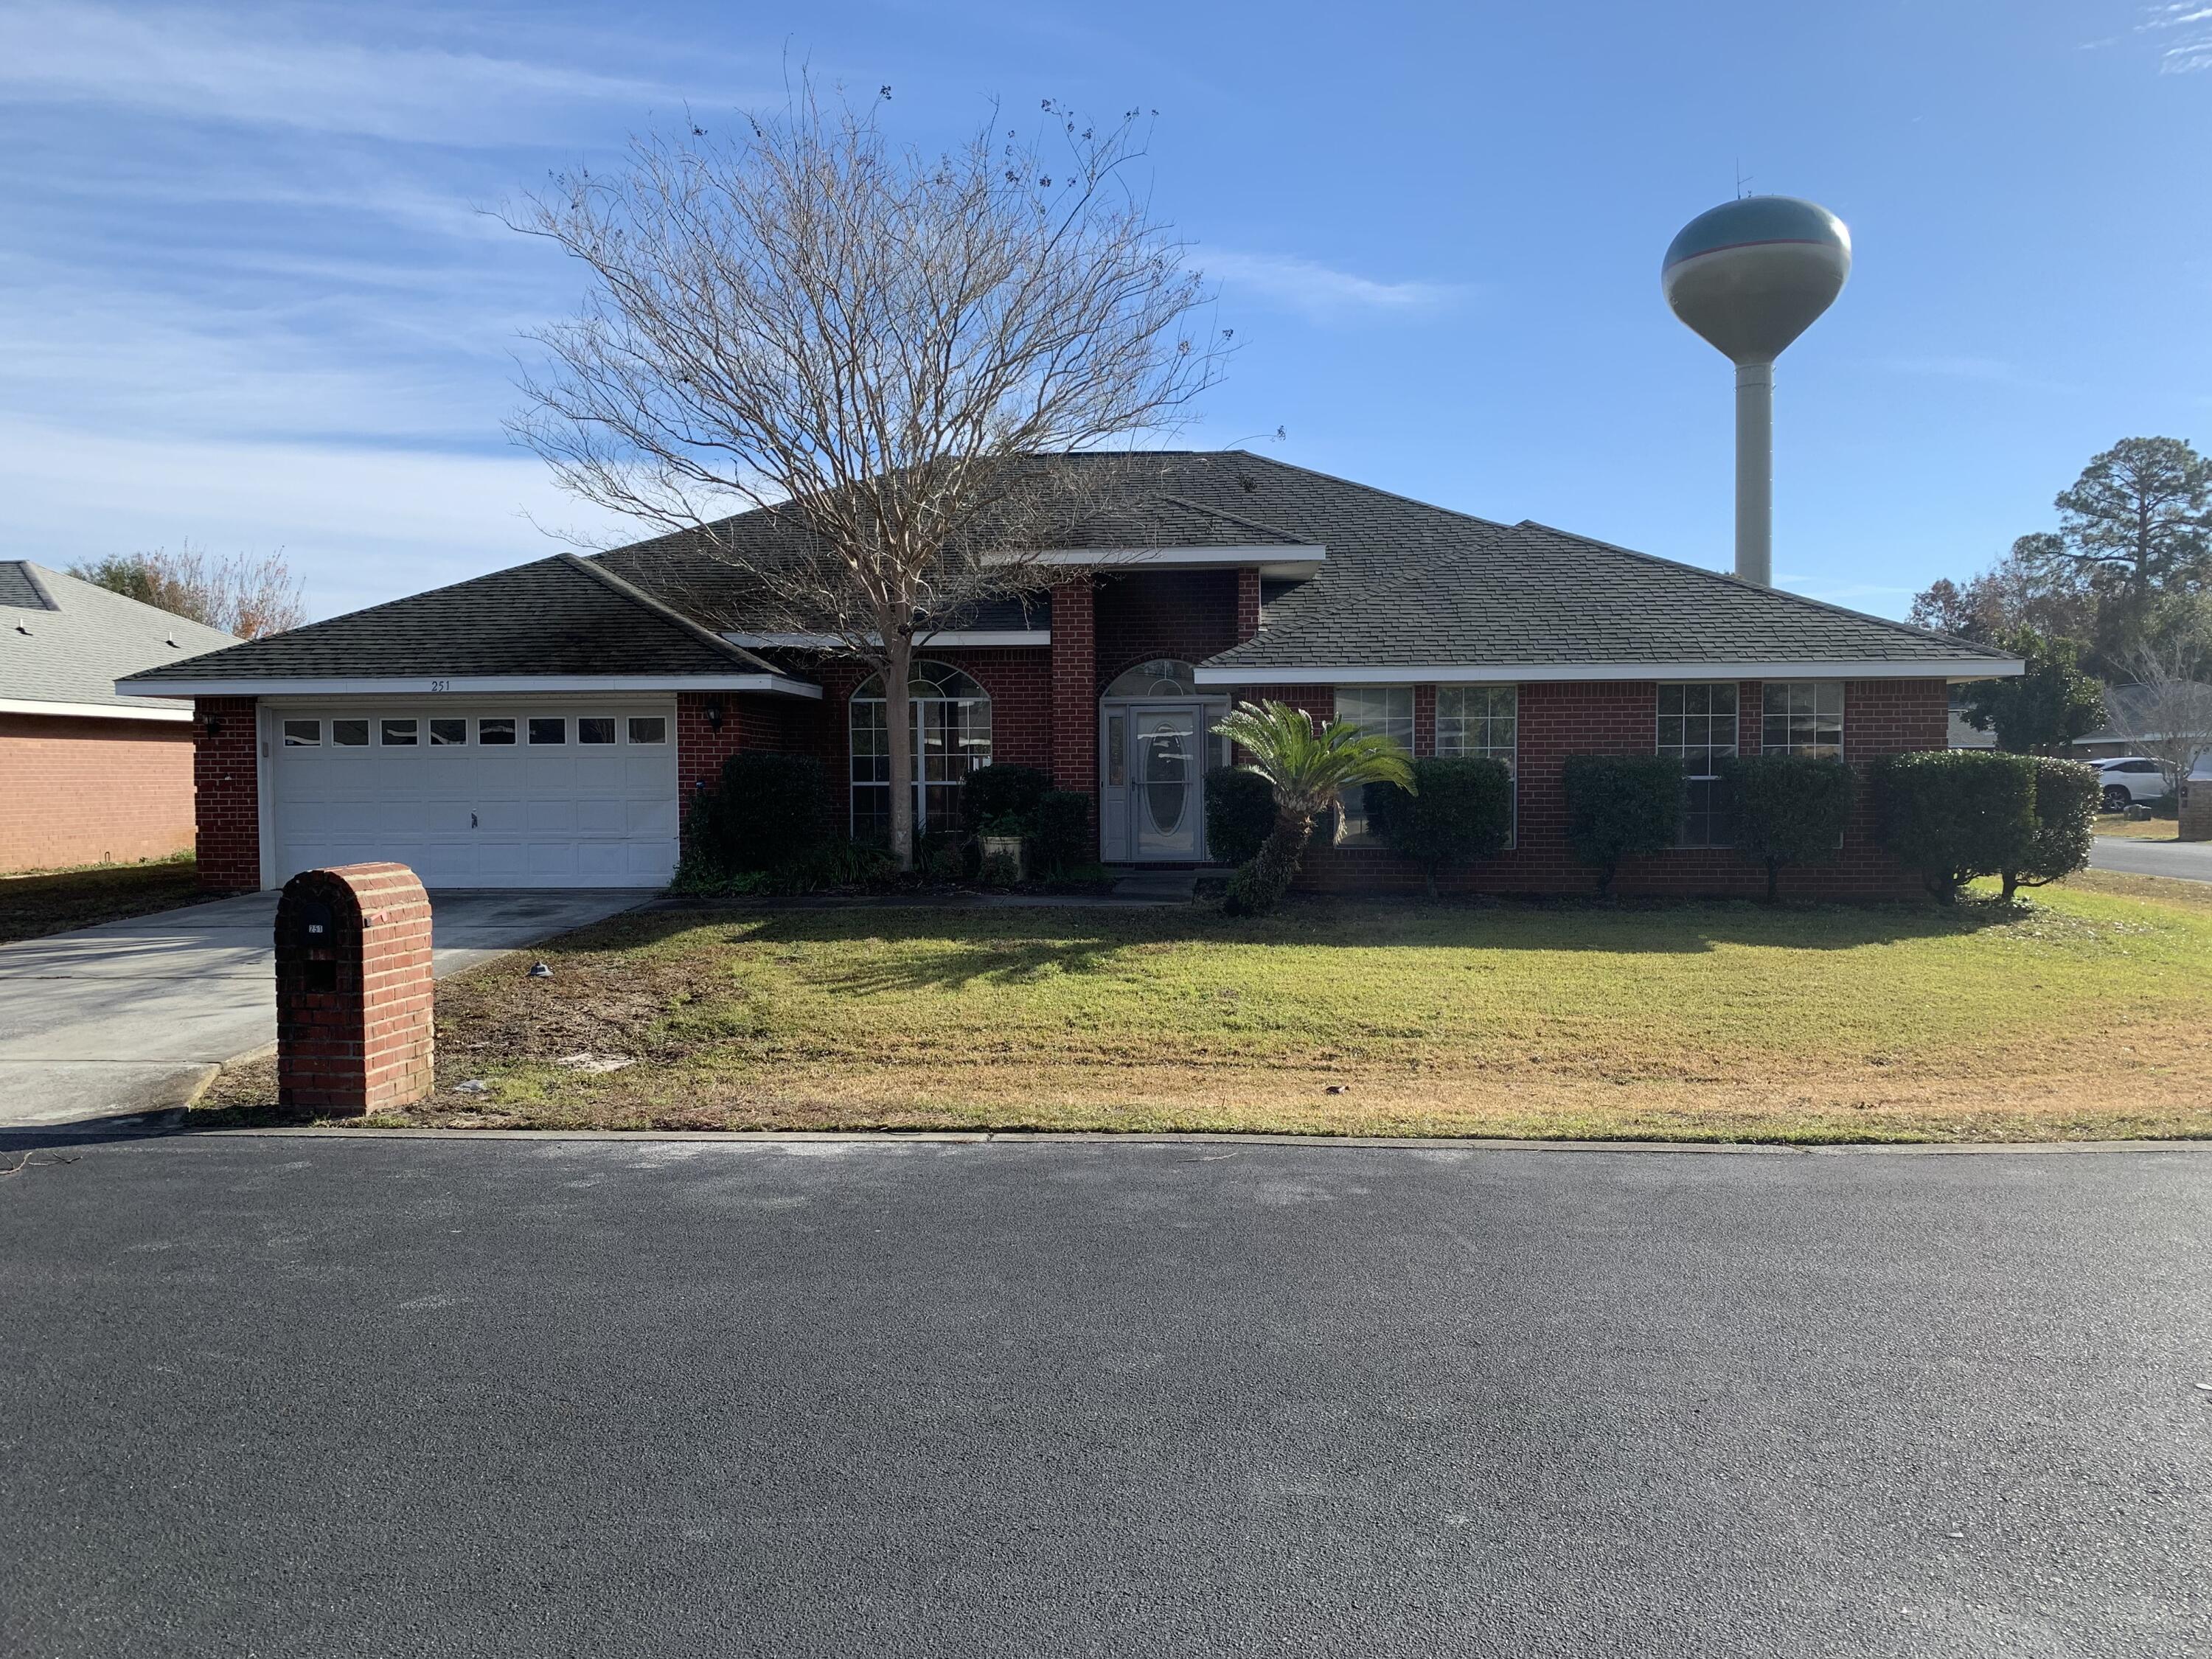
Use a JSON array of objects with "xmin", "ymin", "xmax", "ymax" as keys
[
  {"xmin": 204, "ymin": 715, "xmax": 223, "ymax": 738},
  {"xmin": 705, "ymin": 698, "xmax": 725, "ymax": 732}
]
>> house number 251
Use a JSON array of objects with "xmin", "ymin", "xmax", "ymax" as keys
[{"xmin": 428, "ymin": 679, "xmax": 451, "ymax": 692}]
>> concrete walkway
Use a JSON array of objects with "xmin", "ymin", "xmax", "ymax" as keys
[
  {"xmin": 2088, "ymin": 834, "xmax": 2212, "ymax": 883},
  {"xmin": 0, "ymin": 889, "xmax": 641, "ymax": 1129}
]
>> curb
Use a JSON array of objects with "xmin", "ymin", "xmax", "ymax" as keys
[{"xmin": 101, "ymin": 1125, "xmax": 2212, "ymax": 1156}]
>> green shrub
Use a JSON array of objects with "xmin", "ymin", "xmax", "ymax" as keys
[
  {"xmin": 979, "ymin": 849, "xmax": 1021, "ymax": 887},
  {"xmin": 687, "ymin": 751, "xmax": 825, "ymax": 873},
  {"xmin": 1030, "ymin": 791, "xmax": 1092, "ymax": 876},
  {"xmin": 1204, "ymin": 768, "xmax": 1276, "ymax": 866},
  {"xmin": 1874, "ymin": 749, "xmax": 2037, "ymax": 902},
  {"xmin": 2001, "ymin": 757, "xmax": 2098, "ymax": 900},
  {"xmin": 960, "ymin": 764, "xmax": 1051, "ymax": 834},
  {"xmin": 1368, "ymin": 757, "xmax": 1514, "ymax": 896},
  {"xmin": 1719, "ymin": 754, "xmax": 1858, "ymax": 902},
  {"xmin": 1562, "ymin": 755, "xmax": 1684, "ymax": 897}
]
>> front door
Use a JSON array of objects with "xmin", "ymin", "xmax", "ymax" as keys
[{"xmin": 1131, "ymin": 707, "xmax": 1201, "ymax": 859}]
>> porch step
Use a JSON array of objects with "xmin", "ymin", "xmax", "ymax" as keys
[{"xmin": 1110, "ymin": 872, "xmax": 1198, "ymax": 902}]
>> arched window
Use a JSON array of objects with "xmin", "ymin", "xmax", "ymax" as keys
[
  {"xmin": 850, "ymin": 661, "xmax": 992, "ymax": 842},
  {"xmin": 1104, "ymin": 658, "xmax": 1197, "ymax": 700}
]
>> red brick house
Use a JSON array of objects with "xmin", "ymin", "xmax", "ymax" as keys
[
  {"xmin": 2, "ymin": 561, "xmax": 237, "ymax": 874},
  {"xmin": 120, "ymin": 453, "xmax": 2020, "ymax": 897}
]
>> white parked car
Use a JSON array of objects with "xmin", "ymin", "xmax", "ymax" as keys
[{"xmin": 2095, "ymin": 757, "xmax": 2173, "ymax": 811}]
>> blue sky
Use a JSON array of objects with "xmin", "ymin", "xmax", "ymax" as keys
[{"xmin": 2, "ymin": 1, "xmax": 2207, "ymax": 620}]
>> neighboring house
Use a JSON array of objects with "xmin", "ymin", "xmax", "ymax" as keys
[
  {"xmin": 120, "ymin": 453, "xmax": 2020, "ymax": 897},
  {"xmin": 2068, "ymin": 680, "xmax": 2212, "ymax": 767},
  {"xmin": 2, "ymin": 561, "xmax": 238, "ymax": 874}
]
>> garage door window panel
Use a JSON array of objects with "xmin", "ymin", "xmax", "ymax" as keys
[
  {"xmin": 479, "ymin": 717, "xmax": 516, "ymax": 745},
  {"xmin": 529, "ymin": 717, "xmax": 566, "ymax": 745},
  {"xmin": 333, "ymin": 720, "xmax": 369, "ymax": 748},
  {"xmin": 628, "ymin": 716, "xmax": 667, "ymax": 745},
  {"xmin": 282, "ymin": 719, "xmax": 321, "ymax": 747},
  {"xmin": 429, "ymin": 718, "xmax": 467, "ymax": 746},
  {"xmin": 579, "ymin": 717, "xmax": 616, "ymax": 745}
]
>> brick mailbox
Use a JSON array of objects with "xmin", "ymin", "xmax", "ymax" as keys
[
  {"xmin": 2183, "ymin": 781, "xmax": 2209, "ymax": 844},
  {"xmin": 275, "ymin": 863, "xmax": 435, "ymax": 1115}
]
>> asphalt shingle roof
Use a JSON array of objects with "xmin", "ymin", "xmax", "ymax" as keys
[
  {"xmin": 2, "ymin": 563, "xmax": 238, "ymax": 712},
  {"xmin": 118, "ymin": 554, "xmax": 779, "ymax": 686},
  {"xmin": 128, "ymin": 451, "xmax": 2011, "ymax": 688}
]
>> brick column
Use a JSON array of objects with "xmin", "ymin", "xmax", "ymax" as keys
[
  {"xmin": 275, "ymin": 863, "xmax": 434, "ymax": 1116},
  {"xmin": 1413, "ymin": 685, "xmax": 1437, "ymax": 757},
  {"xmin": 1050, "ymin": 580, "xmax": 1097, "ymax": 814},
  {"xmin": 192, "ymin": 695, "xmax": 260, "ymax": 891},
  {"xmin": 1234, "ymin": 568, "xmax": 1261, "ymax": 644}
]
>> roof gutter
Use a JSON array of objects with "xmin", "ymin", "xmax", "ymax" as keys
[
  {"xmin": 1192, "ymin": 659, "xmax": 2027, "ymax": 686},
  {"xmin": 0, "ymin": 695, "xmax": 193, "ymax": 723},
  {"xmin": 115, "ymin": 673, "xmax": 824, "ymax": 700}
]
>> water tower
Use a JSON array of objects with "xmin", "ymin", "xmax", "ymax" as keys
[{"xmin": 1662, "ymin": 196, "xmax": 1851, "ymax": 587}]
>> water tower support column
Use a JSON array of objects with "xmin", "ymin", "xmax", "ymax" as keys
[{"xmin": 1734, "ymin": 358, "xmax": 1773, "ymax": 588}]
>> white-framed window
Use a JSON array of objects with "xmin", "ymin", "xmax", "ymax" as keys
[
  {"xmin": 331, "ymin": 719, "xmax": 369, "ymax": 748},
  {"xmin": 1658, "ymin": 682, "xmax": 1738, "ymax": 848},
  {"xmin": 627, "ymin": 715, "xmax": 667, "ymax": 745},
  {"xmin": 1761, "ymin": 681, "xmax": 1844, "ymax": 757},
  {"xmin": 1436, "ymin": 684, "xmax": 1517, "ymax": 847},
  {"xmin": 528, "ymin": 717, "xmax": 566, "ymax": 745},
  {"xmin": 428, "ymin": 717, "xmax": 467, "ymax": 746},
  {"xmin": 478, "ymin": 717, "xmax": 516, "ymax": 745},
  {"xmin": 1333, "ymin": 686, "xmax": 1413, "ymax": 846},
  {"xmin": 577, "ymin": 716, "xmax": 616, "ymax": 745},
  {"xmin": 379, "ymin": 718, "xmax": 418, "ymax": 747},
  {"xmin": 281, "ymin": 718, "xmax": 321, "ymax": 747},
  {"xmin": 851, "ymin": 661, "xmax": 992, "ymax": 842}
]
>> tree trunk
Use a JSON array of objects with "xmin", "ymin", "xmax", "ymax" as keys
[
  {"xmin": 1226, "ymin": 811, "xmax": 1313, "ymax": 916},
  {"xmin": 883, "ymin": 632, "xmax": 917, "ymax": 872},
  {"xmin": 2000, "ymin": 871, "xmax": 2020, "ymax": 901}
]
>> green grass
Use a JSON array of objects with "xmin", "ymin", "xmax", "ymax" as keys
[
  {"xmin": 202, "ymin": 869, "xmax": 2212, "ymax": 1144},
  {"xmin": 0, "ymin": 853, "xmax": 204, "ymax": 944}
]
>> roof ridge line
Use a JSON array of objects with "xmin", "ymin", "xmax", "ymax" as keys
[
  {"xmin": 1214, "ymin": 451, "xmax": 1522, "ymax": 534},
  {"xmin": 1511, "ymin": 520, "xmax": 2016, "ymax": 660},
  {"xmin": 1152, "ymin": 493, "xmax": 1315, "ymax": 546},
  {"xmin": 558, "ymin": 553, "xmax": 790, "ymax": 677}
]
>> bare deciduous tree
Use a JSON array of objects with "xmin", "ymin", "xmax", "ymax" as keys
[
  {"xmin": 2110, "ymin": 643, "xmax": 2212, "ymax": 797},
  {"xmin": 69, "ymin": 544, "xmax": 306, "ymax": 639},
  {"xmin": 505, "ymin": 82, "xmax": 1225, "ymax": 868}
]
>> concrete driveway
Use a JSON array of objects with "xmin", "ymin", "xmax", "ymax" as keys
[
  {"xmin": 0, "ymin": 889, "xmax": 641, "ymax": 1128},
  {"xmin": 2090, "ymin": 833, "xmax": 2212, "ymax": 883}
]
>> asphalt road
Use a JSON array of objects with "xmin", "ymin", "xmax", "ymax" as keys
[
  {"xmin": 2090, "ymin": 833, "xmax": 2212, "ymax": 883},
  {"xmin": 4, "ymin": 1134, "xmax": 2208, "ymax": 1658}
]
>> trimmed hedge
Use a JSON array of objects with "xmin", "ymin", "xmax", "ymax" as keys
[
  {"xmin": 1368, "ymin": 757, "xmax": 1514, "ymax": 895},
  {"xmin": 1204, "ymin": 768, "xmax": 1276, "ymax": 867},
  {"xmin": 1719, "ymin": 754, "xmax": 1857, "ymax": 902},
  {"xmin": 1562, "ymin": 756, "xmax": 1684, "ymax": 897},
  {"xmin": 960, "ymin": 764, "xmax": 1052, "ymax": 833},
  {"xmin": 1031, "ymin": 791, "xmax": 1093, "ymax": 876},
  {"xmin": 1874, "ymin": 749, "xmax": 2037, "ymax": 902},
  {"xmin": 686, "ymin": 751, "xmax": 825, "ymax": 873},
  {"xmin": 2002, "ymin": 757, "xmax": 2098, "ymax": 900}
]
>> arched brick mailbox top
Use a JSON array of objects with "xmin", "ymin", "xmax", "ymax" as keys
[{"xmin": 275, "ymin": 862, "xmax": 434, "ymax": 1116}]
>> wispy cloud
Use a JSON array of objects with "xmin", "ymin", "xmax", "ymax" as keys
[
  {"xmin": 2141, "ymin": 2, "xmax": 2212, "ymax": 73},
  {"xmin": 0, "ymin": 2, "xmax": 692, "ymax": 145},
  {"xmin": 1198, "ymin": 250, "xmax": 1475, "ymax": 320},
  {"xmin": 1878, "ymin": 353, "xmax": 2074, "ymax": 394}
]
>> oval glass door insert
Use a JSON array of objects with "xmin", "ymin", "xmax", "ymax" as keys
[{"xmin": 1144, "ymin": 723, "xmax": 1189, "ymax": 833}]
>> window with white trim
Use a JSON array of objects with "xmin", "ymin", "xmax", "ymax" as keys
[
  {"xmin": 281, "ymin": 718, "xmax": 321, "ymax": 747},
  {"xmin": 1333, "ymin": 686, "xmax": 1413, "ymax": 846},
  {"xmin": 1436, "ymin": 684, "xmax": 1517, "ymax": 847},
  {"xmin": 851, "ymin": 661, "xmax": 992, "ymax": 843},
  {"xmin": 1761, "ymin": 681, "xmax": 1843, "ymax": 757},
  {"xmin": 1658, "ymin": 683, "xmax": 1738, "ymax": 848}
]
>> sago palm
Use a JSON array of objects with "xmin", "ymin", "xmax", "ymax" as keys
[{"xmin": 1211, "ymin": 700, "xmax": 1415, "ymax": 915}]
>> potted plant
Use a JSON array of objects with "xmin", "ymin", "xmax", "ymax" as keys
[{"xmin": 978, "ymin": 813, "xmax": 1029, "ymax": 880}]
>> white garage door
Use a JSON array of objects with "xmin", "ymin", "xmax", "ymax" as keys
[{"xmin": 267, "ymin": 702, "xmax": 680, "ymax": 888}]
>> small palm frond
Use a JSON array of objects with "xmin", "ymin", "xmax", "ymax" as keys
[{"xmin": 1212, "ymin": 700, "xmax": 1415, "ymax": 819}]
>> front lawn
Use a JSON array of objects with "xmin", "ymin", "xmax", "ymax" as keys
[
  {"xmin": 199, "ymin": 869, "xmax": 2212, "ymax": 1144},
  {"xmin": 0, "ymin": 853, "xmax": 204, "ymax": 945},
  {"xmin": 2094, "ymin": 813, "xmax": 2182, "ymax": 843}
]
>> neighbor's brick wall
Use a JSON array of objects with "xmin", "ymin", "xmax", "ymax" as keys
[
  {"xmin": 1050, "ymin": 580, "xmax": 1098, "ymax": 821},
  {"xmin": 0, "ymin": 712, "xmax": 196, "ymax": 874},
  {"xmin": 275, "ymin": 862, "xmax": 434, "ymax": 1116},
  {"xmin": 192, "ymin": 697, "xmax": 262, "ymax": 891}
]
